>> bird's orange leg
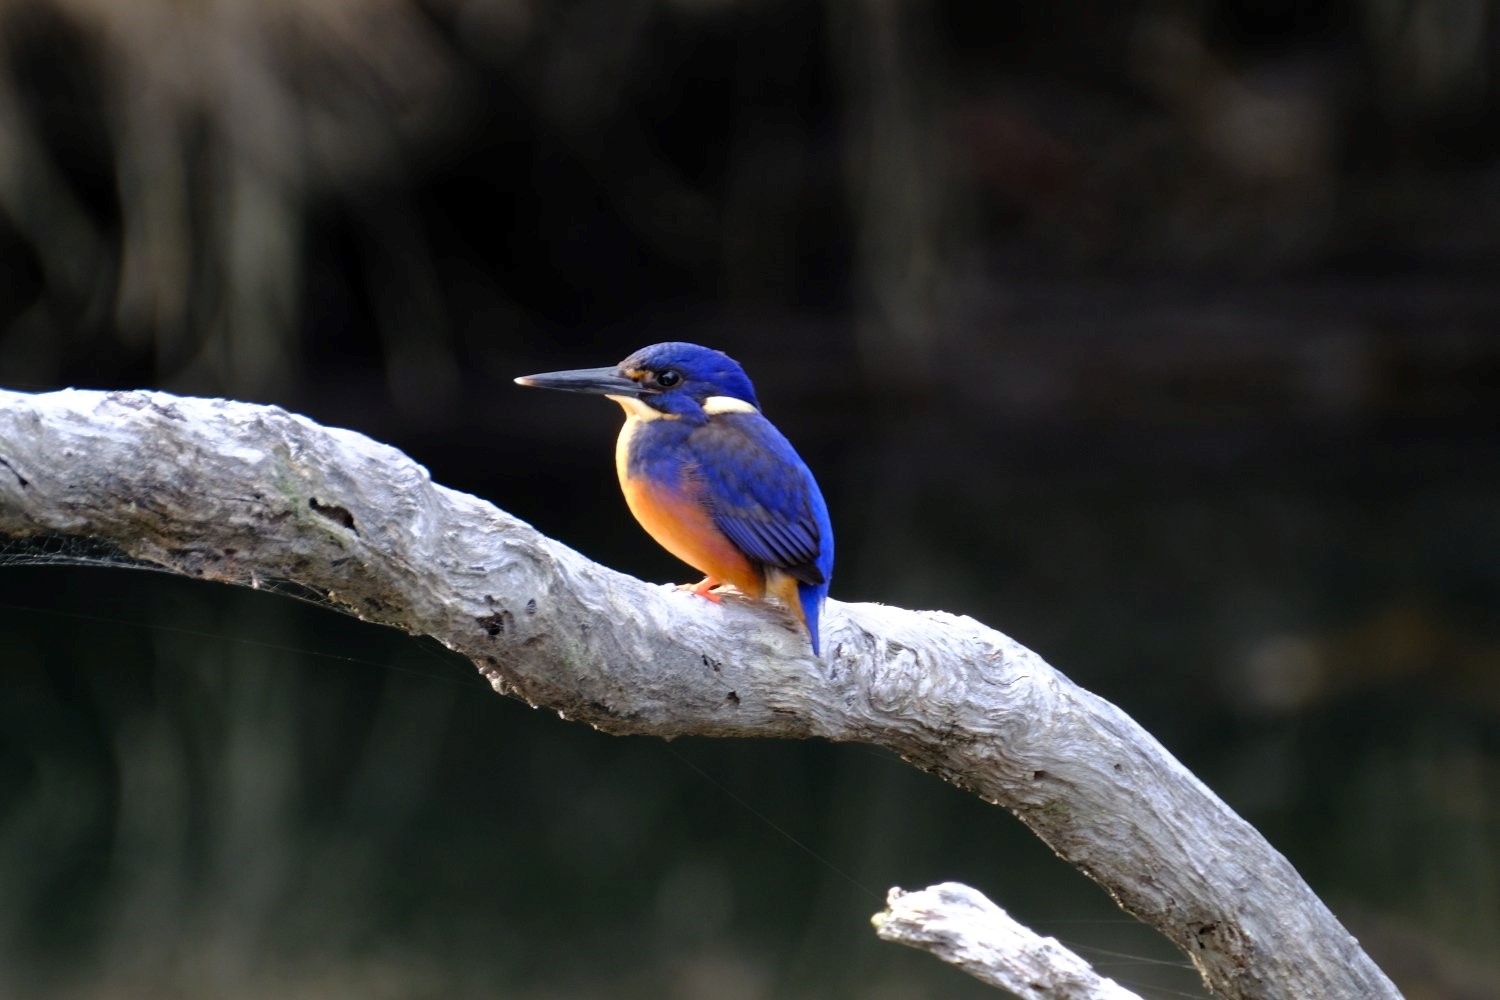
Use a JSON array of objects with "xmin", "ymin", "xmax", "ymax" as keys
[{"xmin": 677, "ymin": 576, "xmax": 724, "ymax": 603}]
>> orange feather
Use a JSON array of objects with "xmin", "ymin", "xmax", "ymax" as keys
[{"xmin": 614, "ymin": 410, "xmax": 762, "ymax": 596}]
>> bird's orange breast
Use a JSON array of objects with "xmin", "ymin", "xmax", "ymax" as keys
[{"xmin": 614, "ymin": 413, "xmax": 762, "ymax": 596}]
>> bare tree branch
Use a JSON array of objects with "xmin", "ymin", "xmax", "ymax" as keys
[
  {"xmin": 875, "ymin": 883, "xmax": 1143, "ymax": 1000},
  {"xmin": 0, "ymin": 388, "xmax": 1401, "ymax": 1000}
]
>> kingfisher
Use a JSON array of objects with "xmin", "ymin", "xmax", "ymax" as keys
[{"xmin": 515, "ymin": 343, "xmax": 834, "ymax": 655}]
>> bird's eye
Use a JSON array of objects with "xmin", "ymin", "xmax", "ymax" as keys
[{"xmin": 655, "ymin": 369, "xmax": 682, "ymax": 388}]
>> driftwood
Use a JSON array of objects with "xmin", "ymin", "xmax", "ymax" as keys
[
  {"xmin": 0, "ymin": 388, "xmax": 1401, "ymax": 1000},
  {"xmin": 874, "ymin": 883, "xmax": 1144, "ymax": 999}
]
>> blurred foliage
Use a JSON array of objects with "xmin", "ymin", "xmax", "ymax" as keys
[{"xmin": 1, "ymin": 1, "xmax": 1499, "ymax": 997}]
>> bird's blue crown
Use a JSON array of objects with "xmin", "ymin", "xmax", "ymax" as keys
[{"xmin": 620, "ymin": 342, "xmax": 760, "ymax": 411}]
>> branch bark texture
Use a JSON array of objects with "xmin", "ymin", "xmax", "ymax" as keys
[
  {"xmin": 0, "ymin": 389, "xmax": 1400, "ymax": 1000},
  {"xmin": 875, "ymin": 883, "xmax": 1143, "ymax": 1000}
]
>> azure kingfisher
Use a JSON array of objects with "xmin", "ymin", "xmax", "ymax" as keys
[{"xmin": 515, "ymin": 343, "xmax": 834, "ymax": 655}]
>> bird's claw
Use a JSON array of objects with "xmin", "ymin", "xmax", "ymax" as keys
[{"xmin": 678, "ymin": 578, "xmax": 725, "ymax": 604}]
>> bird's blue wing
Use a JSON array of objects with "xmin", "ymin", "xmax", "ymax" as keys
[{"xmin": 687, "ymin": 412, "xmax": 828, "ymax": 586}]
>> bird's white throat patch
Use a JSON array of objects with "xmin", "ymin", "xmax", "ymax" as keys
[
  {"xmin": 607, "ymin": 395, "xmax": 674, "ymax": 421},
  {"xmin": 607, "ymin": 394, "xmax": 759, "ymax": 419}
]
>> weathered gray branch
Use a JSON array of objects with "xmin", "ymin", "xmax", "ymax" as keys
[
  {"xmin": 875, "ymin": 883, "xmax": 1143, "ymax": 1000},
  {"xmin": 0, "ymin": 388, "xmax": 1400, "ymax": 1000}
]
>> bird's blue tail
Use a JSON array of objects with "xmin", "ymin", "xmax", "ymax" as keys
[{"xmin": 798, "ymin": 581, "xmax": 827, "ymax": 657}]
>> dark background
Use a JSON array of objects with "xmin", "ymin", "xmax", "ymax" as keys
[{"xmin": 2, "ymin": 2, "xmax": 1498, "ymax": 997}]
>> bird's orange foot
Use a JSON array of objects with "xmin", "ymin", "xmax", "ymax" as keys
[{"xmin": 677, "ymin": 577, "xmax": 724, "ymax": 604}]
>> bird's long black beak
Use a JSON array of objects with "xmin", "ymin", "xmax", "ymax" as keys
[{"xmin": 513, "ymin": 366, "xmax": 646, "ymax": 396}]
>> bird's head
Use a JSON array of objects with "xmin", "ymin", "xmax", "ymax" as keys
[{"xmin": 515, "ymin": 342, "xmax": 760, "ymax": 421}]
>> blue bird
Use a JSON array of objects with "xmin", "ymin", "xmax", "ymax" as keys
[{"xmin": 516, "ymin": 343, "xmax": 834, "ymax": 655}]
